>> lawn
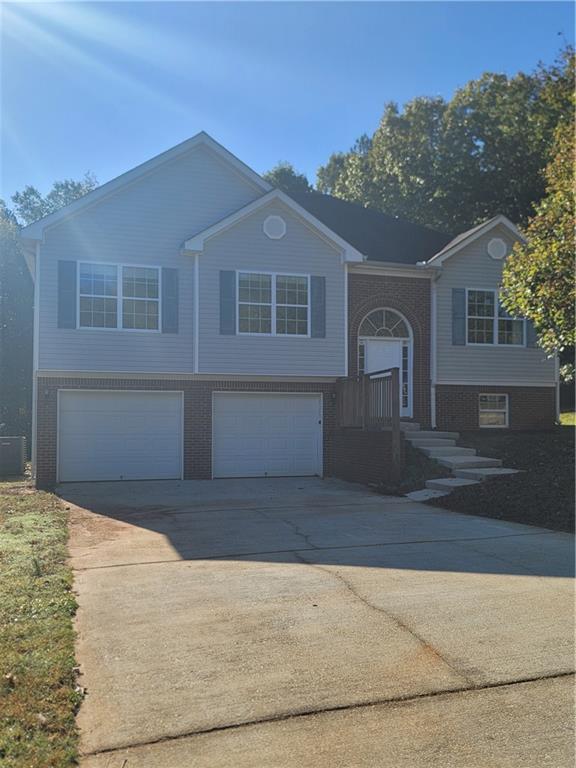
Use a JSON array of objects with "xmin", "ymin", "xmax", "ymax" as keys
[
  {"xmin": 428, "ymin": 426, "xmax": 575, "ymax": 532},
  {"xmin": 0, "ymin": 482, "xmax": 80, "ymax": 767}
]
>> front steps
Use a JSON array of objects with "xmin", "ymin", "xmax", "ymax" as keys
[{"xmin": 401, "ymin": 420, "xmax": 519, "ymax": 500}]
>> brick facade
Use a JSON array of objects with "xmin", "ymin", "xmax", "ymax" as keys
[
  {"xmin": 436, "ymin": 385, "xmax": 556, "ymax": 431},
  {"xmin": 36, "ymin": 377, "xmax": 338, "ymax": 488},
  {"xmin": 348, "ymin": 273, "xmax": 432, "ymax": 427},
  {"xmin": 332, "ymin": 428, "xmax": 403, "ymax": 486}
]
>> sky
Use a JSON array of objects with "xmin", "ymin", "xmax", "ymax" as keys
[{"xmin": 1, "ymin": 1, "xmax": 574, "ymax": 200}]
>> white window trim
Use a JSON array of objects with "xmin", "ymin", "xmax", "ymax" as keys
[
  {"xmin": 465, "ymin": 288, "xmax": 525, "ymax": 347},
  {"xmin": 77, "ymin": 262, "xmax": 162, "ymax": 333},
  {"xmin": 236, "ymin": 271, "xmax": 311, "ymax": 338},
  {"xmin": 479, "ymin": 393, "xmax": 509, "ymax": 429}
]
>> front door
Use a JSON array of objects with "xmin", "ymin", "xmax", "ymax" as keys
[{"xmin": 364, "ymin": 339, "xmax": 411, "ymax": 417}]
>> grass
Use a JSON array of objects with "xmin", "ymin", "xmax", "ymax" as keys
[
  {"xmin": 428, "ymin": 426, "xmax": 575, "ymax": 532},
  {"xmin": 0, "ymin": 481, "xmax": 80, "ymax": 767},
  {"xmin": 560, "ymin": 411, "xmax": 575, "ymax": 426}
]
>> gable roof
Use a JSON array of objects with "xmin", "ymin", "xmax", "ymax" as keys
[
  {"xmin": 288, "ymin": 191, "xmax": 453, "ymax": 265},
  {"xmin": 425, "ymin": 214, "xmax": 525, "ymax": 265},
  {"xmin": 20, "ymin": 132, "xmax": 271, "ymax": 240},
  {"xmin": 183, "ymin": 189, "xmax": 364, "ymax": 262}
]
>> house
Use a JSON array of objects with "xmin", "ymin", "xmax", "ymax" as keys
[{"xmin": 19, "ymin": 132, "xmax": 558, "ymax": 487}]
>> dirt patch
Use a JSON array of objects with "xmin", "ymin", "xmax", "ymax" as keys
[{"xmin": 427, "ymin": 426, "xmax": 575, "ymax": 532}]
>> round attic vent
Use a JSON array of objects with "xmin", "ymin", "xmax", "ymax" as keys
[
  {"xmin": 487, "ymin": 237, "xmax": 507, "ymax": 260},
  {"xmin": 263, "ymin": 215, "xmax": 286, "ymax": 240}
]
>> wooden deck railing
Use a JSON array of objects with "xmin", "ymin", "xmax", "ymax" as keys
[{"xmin": 336, "ymin": 367, "xmax": 402, "ymax": 468}]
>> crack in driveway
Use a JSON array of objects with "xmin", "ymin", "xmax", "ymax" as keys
[{"xmin": 292, "ymin": 550, "xmax": 475, "ymax": 687}]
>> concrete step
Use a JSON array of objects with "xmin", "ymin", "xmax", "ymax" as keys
[
  {"xmin": 420, "ymin": 446, "xmax": 477, "ymax": 458},
  {"xmin": 454, "ymin": 467, "xmax": 521, "ymax": 481},
  {"xmin": 404, "ymin": 431, "xmax": 460, "ymax": 441},
  {"xmin": 438, "ymin": 455, "xmax": 503, "ymax": 470},
  {"xmin": 426, "ymin": 477, "xmax": 480, "ymax": 491},
  {"xmin": 409, "ymin": 438, "xmax": 456, "ymax": 448},
  {"xmin": 405, "ymin": 488, "xmax": 450, "ymax": 502},
  {"xmin": 400, "ymin": 422, "xmax": 421, "ymax": 432}
]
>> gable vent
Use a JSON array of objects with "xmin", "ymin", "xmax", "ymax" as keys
[{"xmin": 263, "ymin": 215, "xmax": 286, "ymax": 240}]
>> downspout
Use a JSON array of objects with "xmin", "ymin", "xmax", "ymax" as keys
[
  {"xmin": 31, "ymin": 241, "xmax": 40, "ymax": 482},
  {"xmin": 430, "ymin": 269, "xmax": 441, "ymax": 429},
  {"xmin": 555, "ymin": 354, "xmax": 560, "ymax": 423}
]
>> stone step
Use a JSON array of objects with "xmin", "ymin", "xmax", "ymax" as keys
[
  {"xmin": 400, "ymin": 422, "xmax": 421, "ymax": 432},
  {"xmin": 409, "ymin": 438, "xmax": 457, "ymax": 448},
  {"xmin": 426, "ymin": 477, "xmax": 480, "ymax": 491},
  {"xmin": 404, "ymin": 430, "xmax": 460, "ymax": 441},
  {"xmin": 454, "ymin": 467, "xmax": 521, "ymax": 481},
  {"xmin": 420, "ymin": 446, "xmax": 477, "ymax": 458},
  {"xmin": 405, "ymin": 488, "xmax": 450, "ymax": 502},
  {"xmin": 438, "ymin": 455, "xmax": 503, "ymax": 470}
]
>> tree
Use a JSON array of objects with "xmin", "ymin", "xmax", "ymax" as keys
[
  {"xmin": 262, "ymin": 162, "xmax": 312, "ymax": 195},
  {"xmin": 316, "ymin": 47, "xmax": 574, "ymax": 233},
  {"xmin": 501, "ymin": 118, "xmax": 575, "ymax": 377},
  {"xmin": 0, "ymin": 173, "xmax": 99, "ymax": 444},
  {"xmin": 12, "ymin": 171, "xmax": 98, "ymax": 225}
]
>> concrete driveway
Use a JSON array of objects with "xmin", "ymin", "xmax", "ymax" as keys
[{"xmin": 60, "ymin": 478, "xmax": 575, "ymax": 767}]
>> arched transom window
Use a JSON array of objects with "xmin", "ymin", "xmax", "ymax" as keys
[{"xmin": 359, "ymin": 309, "xmax": 410, "ymax": 339}]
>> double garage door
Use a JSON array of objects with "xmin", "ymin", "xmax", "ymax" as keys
[{"xmin": 57, "ymin": 391, "xmax": 322, "ymax": 482}]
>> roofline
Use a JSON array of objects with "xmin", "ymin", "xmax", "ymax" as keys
[
  {"xmin": 349, "ymin": 260, "xmax": 440, "ymax": 278},
  {"xmin": 19, "ymin": 132, "xmax": 271, "ymax": 240},
  {"xmin": 182, "ymin": 189, "xmax": 365, "ymax": 262},
  {"xmin": 426, "ymin": 215, "xmax": 525, "ymax": 265}
]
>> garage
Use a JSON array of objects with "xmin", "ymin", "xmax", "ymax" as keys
[
  {"xmin": 58, "ymin": 390, "xmax": 183, "ymax": 482},
  {"xmin": 212, "ymin": 393, "xmax": 323, "ymax": 478}
]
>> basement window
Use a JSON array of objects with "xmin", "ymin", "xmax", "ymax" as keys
[{"xmin": 478, "ymin": 394, "xmax": 508, "ymax": 428}]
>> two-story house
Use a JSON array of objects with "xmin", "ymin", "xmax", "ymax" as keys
[{"xmin": 20, "ymin": 133, "xmax": 558, "ymax": 487}]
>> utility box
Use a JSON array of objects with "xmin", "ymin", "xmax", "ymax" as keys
[{"xmin": 0, "ymin": 437, "xmax": 27, "ymax": 478}]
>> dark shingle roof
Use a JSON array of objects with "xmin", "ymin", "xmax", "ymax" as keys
[{"xmin": 289, "ymin": 190, "xmax": 453, "ymax": 265}]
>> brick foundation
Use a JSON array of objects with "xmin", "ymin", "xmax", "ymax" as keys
[
  {"xmin": 348, "ymin": 274, "xmax": 432, "ymax": 427},
  {"xmin": 436, "ymin": 385, "xmax": 556, "ymax": 431},
  {"xmin": 332, "ymin": 428, "xmax": 404, "ymax": 486},
  {"xmin": 35, "ymin": 377, "xmax": 338, "ymax": 488}
]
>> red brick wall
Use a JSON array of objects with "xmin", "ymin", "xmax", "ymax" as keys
[
  {"xmin": 36, "ymin": 377, "xmax": 337, "ymax": 488},
  {"xmin": 332, "ymin": 428, "xmax": 404, "ymax": 486},
  {"xmin": 348, "ymin": 274, "xmax": 432, "ymax": 427},
  {"xmin": 436, "ymin": 385, "xmax": 556, "ymax": 431}
]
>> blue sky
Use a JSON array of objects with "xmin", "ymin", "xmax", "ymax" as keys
[{"xmin": 1, "ymin": 1, "xmax": 573, "ymax": 200}]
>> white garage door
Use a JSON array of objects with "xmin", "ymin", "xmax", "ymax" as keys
[
  {"xmin": 213, "ymin": 393, "xmax": 323, "ymax": 478},
  {"xmin": 58, "ymin": 391, "xmax": 183, "ymax": 482}
]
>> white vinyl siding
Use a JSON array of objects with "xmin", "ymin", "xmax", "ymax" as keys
[
  {"xmin": 212, "ymin": 393, "xmax": 322, "ymax": 478},
  {"xmin": 58, "ymin": 391, "xmax": 183, "ymax": 481},
  {"xmin": 436, "ymin": 225, "xmax": 555, "ymax": 385},
  {"xmin": 38, "ymin": 145, "xmax": 261, "ymax": 372},
  {"xmin": 199, "ymin": 202, "xmax": 346, "ymax": 376}
]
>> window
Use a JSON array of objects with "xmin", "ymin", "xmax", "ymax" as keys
[
  {"xmin": 79, "ymin": 263, "xmax": 118, "ymax": 329},
  {"xmin": 276, "ymin": 275, "xmax": 308, "ymax": 335},
  {"xmin": 358, "ymin": 309, "xmax": 409, "ymax": 338},
  {"xmin": 122, "ymin": 267, "xmax": 160, "ymax": 330},
  {"xmin": 79, "ymin": 263, "xmax": 160, "ymax": 331},
  {"xmin": 479, "ymin": 394, "xmax": 508, "ymax": 428},
  {"xmin": 467, "ymin": 289, "xmax": 525, "ymax": 346},
  {"xmin": 238, "ymin": 272, "xmax": 309, "ymax": 336}
]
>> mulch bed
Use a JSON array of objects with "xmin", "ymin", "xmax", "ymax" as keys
[{"xmin": 427, "ymin": 426, "xmax": 575, "ymax": 533}]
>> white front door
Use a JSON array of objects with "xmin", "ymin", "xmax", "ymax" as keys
[
  {"xmin": 364, "ymin": 339, "xmax": 411, "ymax": 417},
  {"xmin": 212, "ymin": 393, "xmax": 322, "ymax": 478}
]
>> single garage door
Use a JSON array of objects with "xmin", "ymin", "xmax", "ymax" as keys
[
  {"xmin": 58, "ymin": 391, "xmax": 183, "ymax": 482},
  {"xmin": 212, "ymin": 393, "xmax": 323, "ymax": 478}
]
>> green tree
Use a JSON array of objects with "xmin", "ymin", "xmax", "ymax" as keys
[
  {"xmin": 0, "ymin": 173, "xmax": 99, "ymax": 444},
  {"xmin": 12, "ymin": 172, "xmax": 97, "ymax": 225},
  {"xmin": 501, "ymin": 118, "xmax": 575, "ymax": 376},
  {"xmin": 316, "ymin": 47, "xmax": 574, "ymax": 233},
  {"xmin": 262, "ymin": 162, "xmax": 312, "ymax": 195}
]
